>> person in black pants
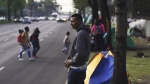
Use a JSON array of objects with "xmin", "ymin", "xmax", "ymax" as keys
[{"xmin": 30, "ymin": 28, "xmax": 40, "ymax": 58}]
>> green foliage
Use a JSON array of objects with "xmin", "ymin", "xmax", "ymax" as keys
[
  {"xmin": 73, "ymin": 0, "xmax": 89, "ymax": 10},
  {"xmin": 44, "ymin": 0, "xmax": 55, "ymax": 9},
  {"xmin": 0, "ymin": 0, "xmax": 26, "ymax": 16}
]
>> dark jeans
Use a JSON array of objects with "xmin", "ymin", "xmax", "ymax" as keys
[
  {"xmin": 31, "ymin": 40, "xmax": 40, "ymax": 56},
  {"xmin": 67, "ymin": 68, "xmax": 86, "ymax": 84},
  {"xmin": 94, "ymin": 34, "xmax": 105, "ymax": 52}
]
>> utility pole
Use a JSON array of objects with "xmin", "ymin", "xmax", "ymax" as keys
[{"xmin": 111, "ymin": 0, "xmax": 128, "ymax": 84}]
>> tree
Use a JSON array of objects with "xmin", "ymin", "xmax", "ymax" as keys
[
  {"xmin": 111, "ymin": 0, "xmax": 128, "ymax": 84},
  {"xmin": 28, "ymin": 0, "xmax": 34, "ymax": 17},
  {"xmin": 73, "ymin": 0, "xmax": 89, "ymax": 18},
  {"xmin": 100, "ymin": 0, "xmax": 112, "ymax": 50},
  {"xmin": 43, "ymin": 0, "xmax": 55, "ymax": 16},
  {"xmin": 88, "ymin": 0, "xmax": 98, "ymax": 25},
  {"xmin": 0, "ymin": 0, "xmax": 26, "ymax": 20},
  {"xmin": 13, "ymin": 0, "xmax": 26, "ymax": 18}
]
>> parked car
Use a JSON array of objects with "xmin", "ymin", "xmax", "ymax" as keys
[
  {"xmin": 22, "ymin": 17, "xmax": 31, "ymax": 24},
  {"xmin": 14, "ymin": 17, "xmax": 22, "ymax": 23},
  {"xmin": 0, "ymin": 16, "xmax": 6, "ymax": 21},
  {"xmin": 38, "ymin": 16, "xmax": 46, "ymax": 20},
  {"xmin": 31, "ymin": 17, "xmax": 39, "ymax": 22},
  {"xmin": 48, "ymin": 17, "xmax": 55, "ymax": 20}
]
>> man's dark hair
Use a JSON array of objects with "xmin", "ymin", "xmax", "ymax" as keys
[
  {"xmin": 25, "ymin": 26, "xmax": 29, "ymax": 31},
  {"xmin": 71, "ymin": 14, "xmax": 82, "ymax": 22}
]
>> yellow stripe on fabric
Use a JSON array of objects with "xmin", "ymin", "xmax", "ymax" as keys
[
  {"xmin": 84, "ymin": 53, "xmax": 103, "ymax": 84},
  {"xmin": 108, "ymin": 51, "xmax": 114, "ymax": 57}
]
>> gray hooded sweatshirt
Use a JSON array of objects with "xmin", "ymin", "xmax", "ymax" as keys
[{"xmin": 68, "ymin": 23, "xmax": 91, "ymax": 67}]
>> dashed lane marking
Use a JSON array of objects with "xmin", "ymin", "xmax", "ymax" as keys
[
  {"xmin": 4, "ymin": 39, "xmax": 9, "ymax": 41},
  {"xmin": 46, "ymin": 35, "xmax": 48, "ymax": 37},
  {"xmin": 40, "ymin": 39, "xmax": 43, "ymax": 41},
  {"xmin": 0, "ymin": 67, "xmax": 5, "ymax": 71}
]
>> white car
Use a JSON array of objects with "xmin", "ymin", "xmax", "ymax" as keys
[
  {"xmin": 48, "ymin": 17, "xmax": 55, "ymax": 20},
  {"xmin": 38, "ymin": 16, "xmax": 45, "ymax": 20}
]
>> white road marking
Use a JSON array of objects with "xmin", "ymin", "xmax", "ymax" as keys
[
  {"xmin": 4, "ymin": 39, "xmax": 9, "ymax": 41},
  {"xmin": 46, "ymin": 35, "xmax": 48, "ymax": 37},
  {"xmin": 40, "ymin": 39, "xmax": 43, "ymax": 41},
  {"xmin": 50, "ymin": 32, "xmax": 52, "ymax": 34},
  {"xmin": 65, "ymin": 79, "xmax": 67, "ymax": 84},
  {"xmin": 0, "ymin": 67, "xmax": 5, "ymax": 71},
  {"xmin": 18, "ymin": 52, "xmax": 25, "ymax": 57}
]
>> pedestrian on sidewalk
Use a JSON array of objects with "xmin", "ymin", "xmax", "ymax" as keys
[
  {"xmin": 65, "ymin": 14, "xmax": 91, "ymax": 84},
  {"xmin": 62, "ymin": 31, "xmax": 70, "ymax": 54},
  {"xmin": 30, "ymin": 28, "xmax": 40, "ymax": 58},
  {"xmin": 91, "ymin": 19, "xmax": 106, "ymax": 52},
  {"xmin": 19, "ymin": 26, "xmax": 34, "ymax": 61}
]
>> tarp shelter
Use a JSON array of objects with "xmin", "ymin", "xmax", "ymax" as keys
[
  {"xmin": 104, "ymin": 28, "xmax": 135, "ymax": 48},
  {"xmin": 84, "ymin": 51, "xmax": 114, "ymax": 84},
  {"xmin": 128, "ymin": 19, "xmax": 150, "ymax": 37}
]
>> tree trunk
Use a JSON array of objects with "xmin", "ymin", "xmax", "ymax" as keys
[
  {"xmin": 92, "ymin": 0, "xmax": 98, "ymax": 25},
  {"xmin": 88, "ymin": 0, "xmax": 98, "ymax": 25},
  {"xmin": 100, "ymin": 0, "xmax": 112, "ymax": 50},
  {"xmin": 111, "ymin": 0, "xmax": 128, "ymax": 84},
  {"xmin": 20, "ymin": 9, "xmax": 23, "ymax": 18},
  {"xmin": 13, "ymin": 5, "xmax": 17, "ymax": 18},
  {"xmin": 7, "ymin": 0, "xmax": 11, "ymax": 21}
]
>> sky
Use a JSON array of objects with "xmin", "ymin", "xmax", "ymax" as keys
[
  {"xmin": 56, "ymin": 0, "xmax": 73, "ymax": 12},
  {"xmin": 34, "ymin": 0, "xmax": 74, "ymax": 12}
]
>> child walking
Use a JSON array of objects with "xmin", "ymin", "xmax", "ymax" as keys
[{"xmin": 62, "ymin": 31, "xmax": 70, "ymax": 54}]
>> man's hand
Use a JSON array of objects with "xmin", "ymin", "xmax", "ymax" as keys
[{"xmin": 65, "ymin": 59, "xmax": 72, "ymax": 68}]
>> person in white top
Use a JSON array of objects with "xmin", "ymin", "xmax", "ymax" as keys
[{"xmin": 62, "ymin": 31, "xmax": 70, "ymax": 54}]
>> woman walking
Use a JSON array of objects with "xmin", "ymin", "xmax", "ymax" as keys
[
  {"xmin": 91, "ymin": 19, "xmax": 106, "ymax": 52},
  {"xmin": 30, "ymin": 28, "xmax": 40, "ymax": 58}
]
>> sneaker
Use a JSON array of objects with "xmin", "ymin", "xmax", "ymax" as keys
[
  {"xmin": 29, "ymin": 58, "xmax": 34, "ymax": 61},
  {"xmin": 33, "ymin": 56, "xmax": 38, "ymax": 58},
  {"xmin": 19, "ymin": 58, "xmax": 24, "ymax": 61},
  {"xmin": 34, "ymin": 56, "xmax": 38, "ymax": 58}
]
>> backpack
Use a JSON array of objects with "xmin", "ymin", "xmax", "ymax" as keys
[
  {"xmin": 17, "ymin": 34, "xmax": 22, "ymax": 42},
  {"xmin": 93, "ymin": 25, "xmax": 102, "ymax": 34}
]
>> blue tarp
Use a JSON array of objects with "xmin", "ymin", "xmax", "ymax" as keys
[{"xmin": 87, "ymin": 51, "xmax": 114, "ymax": 84}]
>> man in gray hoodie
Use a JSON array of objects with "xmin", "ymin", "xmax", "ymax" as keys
[{"xmin": 65, "ymin": 14, "xmax": 91, "ymax": 84}]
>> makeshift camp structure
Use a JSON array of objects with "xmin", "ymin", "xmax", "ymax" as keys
[
  {"xmin": 84, "ymin": 51, "xmax": 114, "ymax": 84},
  {"xmin": 128, "ymin": 19, "xmax": 150, "ymax": 38},
  {"xmin": 104, "ymin": 28, "xmax": 135, "ymax": 48}
]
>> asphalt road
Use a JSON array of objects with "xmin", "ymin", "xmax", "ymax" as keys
[{"xmin": 0, "ymin": 21, "xmax": 76, "ymax": 84}]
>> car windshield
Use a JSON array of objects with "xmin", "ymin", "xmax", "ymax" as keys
[{"xmin": 24, "ymin": 18, "xmax": 29, "ymax": 20}]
